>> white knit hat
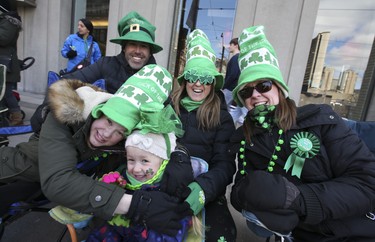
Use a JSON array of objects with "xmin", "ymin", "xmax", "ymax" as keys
[
  {"xmin": 125, "ymin": 130, "xmax": 176, "ymax": 160},
  {"xmin": 75, "ymin": 86, "xmax": 113, "ymax": 120}
]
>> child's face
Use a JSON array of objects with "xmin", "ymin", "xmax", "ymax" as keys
[
  {"xmin": 89, "ymin": 115, "xmax": 125, "ymax": 147},
  {"xmin": 126, "ymin": 146, "xmax": 163, "ymax": 182}
]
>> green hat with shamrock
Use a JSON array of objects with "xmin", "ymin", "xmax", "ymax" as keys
[
  {"xmin": 110, "ymin": 11, "xmax": 163, "ymax": 54},
  {"xmin": 177, "ymin": 29, "xmax": 223, "ymax": 90},
  {"xmin": 91, "ymin": 64, "xmax": 172, "ymax": 135},
  {"xmin": 232, "ymin": 25, "xmax": 289, "ymax": 106}
]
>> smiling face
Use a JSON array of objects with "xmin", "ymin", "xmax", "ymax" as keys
[
  {"xmin": 126, "ymin": 146, "xmax": 163, "ymax": 182},
  {"xmin": 185, "ymin": 80, "xmax": 212, "ymax": 102},
  {"xmin": 89, "ymin": 115, "xmax": 125, "ymax": 147},
  {"xmin": 124, "ymin": 41, "xmax": 151, "ymax": 70},
  {"xmin": 242, "ymin": 80, "xmax": 280, "ymax": 111}
]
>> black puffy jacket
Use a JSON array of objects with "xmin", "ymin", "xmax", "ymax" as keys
[
  {"xmin": 230, "ymin": 104, "xmax": 375, "ymax": 241},
  {"xmin": 177, "ymin": 103, "xmax": 236, "ymax": 202},
  {"xmin": 63, "ymin": 52, "xmax": 156, "ymax": 94}
]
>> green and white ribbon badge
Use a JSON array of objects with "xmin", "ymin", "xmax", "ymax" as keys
[{"xmin": 284, "ymin": 132, "xmax": 320, "ymax": 178}]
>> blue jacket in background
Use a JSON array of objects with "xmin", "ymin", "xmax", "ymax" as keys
[{"xmin": 61, "ymin": 33, "xmax": 101, "ymax": 72}]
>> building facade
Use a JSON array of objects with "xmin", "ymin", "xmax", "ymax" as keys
[{"xmin": 16, "ymin": 0, "xmax": 319, "ymax": 103}]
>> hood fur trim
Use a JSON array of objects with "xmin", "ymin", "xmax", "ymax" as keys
[{"xmin": 48, "ymin": 79, "xmax": 107, "ymax": 125}]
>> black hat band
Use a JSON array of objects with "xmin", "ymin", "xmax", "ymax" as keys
[{"xmin": 121, "ymin": 23, "xmax": 154, "ymax": 41}]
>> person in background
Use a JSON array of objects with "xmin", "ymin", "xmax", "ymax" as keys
[
  {"xmin": 230, "ymin": 25, "xmax": 375, "ymax": 242},
  {"xmin": 171, "ymin": 29, "xmax": 237, "ymax": 242},
  {"xmin": 0, "ymin": 0, "xmax": 23, "ymax": 126},
  {"xmin": 222, "ymin": 37, "xmax": 247, "ymax": 127},
  {"xmin": 62, "ymin": 11, "xmax": 163, "ymax": 94},
  {"xmin": 61, "ymin": 18, "xmax": 101, "ymax": 74}
]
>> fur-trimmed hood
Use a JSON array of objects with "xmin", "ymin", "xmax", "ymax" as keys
[{"xmin": 48, "ymin": 79, "xmax": 112, "ymax": 125}]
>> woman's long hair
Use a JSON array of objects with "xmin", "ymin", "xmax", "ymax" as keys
[
  {"xmin": 171, "ymin": 80, "xmax": 221, "ymax": 130},
  {"xmin": 243, "ymin": 88, "xmax": 297, "ymax": 142}
]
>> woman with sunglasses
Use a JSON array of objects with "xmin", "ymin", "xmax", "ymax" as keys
[
  {"xmin": 230, "ymin": 26, "xmax": 375, "ymax": 242},
  {"xmin": 170, "ymin": 29, "xmax": 237, "ymax": 242}
]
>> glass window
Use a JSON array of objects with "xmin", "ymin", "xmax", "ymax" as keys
[
  {"xmin": 299, "ymin": 0, "xmax": 375, "ymax": 120},
  {"xmin": 86, "ymin": 0, "xmax": 109, "ymax": 55},
  {"xmin": 174, "ymin": 0, "xmax": 237, "ymax": 77}
]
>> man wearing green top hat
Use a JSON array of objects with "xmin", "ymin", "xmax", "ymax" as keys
[{"xmin": 62, "ymin": 11, "xmax": 163, "ymax": 94}]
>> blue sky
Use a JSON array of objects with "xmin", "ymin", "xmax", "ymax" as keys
[{"xmin": 313, "ymin": 0, "xmax": 375, "ymax": 89}]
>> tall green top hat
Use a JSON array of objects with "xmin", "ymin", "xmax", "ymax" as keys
[
  {"xmin": 232, "ymin": 25, "xmax": 289, "ymax": 106},
  {"xmin": 177, "ymin": 29, "xmax": 223, "ymax": 90},
  {"xmin": 91, "ymin": 64, "xmax": 173, "ymax": 135},
  {"xmin": 110, "ymin": 11, "xmax": 163, "ymax": 54}
]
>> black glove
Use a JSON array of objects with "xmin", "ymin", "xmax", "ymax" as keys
[
  {"xmin": 66, "ymin": 49, "xmax": 77, "ymax": 59},
  {"xmin": 237, "ymin": 170, "xmax": 300, "ymax": 210},
  {"xmin": 159, "ymin": 143, "xmax": 194, "ymax": 197},
  {"xmin": 251, "ymin": 209, "xmax": 300, "ymax": 234},
  {"xmin": 127, "ymin": 190, "xmax": 191, "ymax": 236}
]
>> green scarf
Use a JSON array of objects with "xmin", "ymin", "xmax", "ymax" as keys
[
  {"xmin": 248, "ymin": 104, "xmax": 277, "ymax": 130},
  {"xmin": 180, "ymin": 96, "xmax": 204, "ymax": 112}
]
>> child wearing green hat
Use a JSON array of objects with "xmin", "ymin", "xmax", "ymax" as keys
[
  {"xmin": 0, "ymin": 65, "xmax": 190, "ymax": 237},
  {"xmin": 171, "ymin": 29, "xmax": 237, "ymax": 242},
  {"xmin": 86, "ymin": 128, "xmax": 207, "ymax": 242},
  {"xmin": 230, "ymin": 25, "xmax": 375, "ymax": 241}
]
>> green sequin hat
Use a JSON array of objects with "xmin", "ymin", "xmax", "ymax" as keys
[
  {"xmin": 177, "ymin": 29, "xmax": 224, "ymax": 90},
  {"xmin": 91, "ymin": 64, "xmax": 173, "ymax": 135},
  {"xmin": 110, "ymin": 11, "xmax": 163, "ymax": 54},
  {"xmin": 232, "ymin": 26, "xmax": 289, "ymax": 106}
]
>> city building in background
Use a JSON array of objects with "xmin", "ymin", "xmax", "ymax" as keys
[
  {"xmin": 299, "ymin": 0, "xmax": 374, "ymax": 120},
  {"xmin": 14, "ymin": 0, "xmax": 375, "ymax": 121}
]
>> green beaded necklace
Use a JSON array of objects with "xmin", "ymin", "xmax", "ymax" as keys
[{"xmin": 239, "ymin": 129, "xmax": 284, "ymax": 175}]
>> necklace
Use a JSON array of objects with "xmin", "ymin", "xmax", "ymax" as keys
[{"xmin": 239, "ymin": 129, "xmax": 284, "ymax": 175}]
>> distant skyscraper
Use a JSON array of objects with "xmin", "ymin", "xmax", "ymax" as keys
[{"xmin": 302, "ymin": 32, "xmax": 330, "ymax": 91}]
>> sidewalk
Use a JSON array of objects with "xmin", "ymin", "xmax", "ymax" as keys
[{"xmin": 3, "ymin": 91, "xmax": 267, "ymax": 242}]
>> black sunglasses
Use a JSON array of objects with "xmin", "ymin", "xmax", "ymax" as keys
[{"xmin": 238, "ymin": 80, "xmax": 273, "ymax": 100}]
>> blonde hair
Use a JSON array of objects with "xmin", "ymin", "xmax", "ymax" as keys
[
  {"xmin": 190, "ymin": 215, "xmax": 205, "ymax": 238},
  {"xmin": 171, "ymin": 81, "xmax": 221, "ymax": 130}
]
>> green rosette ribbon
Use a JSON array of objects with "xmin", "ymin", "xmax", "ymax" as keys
[
  {"xmin": 284, "ymin": 132, "xmax": 320, "ymax": 178},
  {"xmin": 137, "ymin": 102, "xmax": 185, "ymax": 138}
]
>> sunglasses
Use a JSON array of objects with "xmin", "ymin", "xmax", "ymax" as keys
[{"xmin": 238, "ymin": 80, "xmax": 273, "ymax": 100}]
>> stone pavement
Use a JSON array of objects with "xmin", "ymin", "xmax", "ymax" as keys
[{"xmin": 1, "ymin": 91, "xmax": 270, "ymax": 242}]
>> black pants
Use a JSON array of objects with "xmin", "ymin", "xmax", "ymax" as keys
[
  {"xmin": 205, "ymin": 195, "xmax": 237, "ymax": 242},
  {"xmin": 0, "ymin": 181, "xmax": 41, "ymax": 217}
]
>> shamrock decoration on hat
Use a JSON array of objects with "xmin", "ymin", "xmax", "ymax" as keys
[
  {"xmin": 91, "ymin": 64, "xmax": 173, "ymax": 135},
  {"xmin": 232, "ymin": 25, "xmax": 289, "ymax": 107},
  {"xmin": 110, "ymin": 11, "xmax": 163, "ymax": 54},
  {"xmin": 177, "ymin": 29, "xmax": 224, "ymax": 90}
]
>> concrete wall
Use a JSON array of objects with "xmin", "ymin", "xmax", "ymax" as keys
[
  {"xmin": 17, "ymin": 0, "xmax": 319, "ymax": 106},
  {"xmin": 233, "ymin": 0, "xmax": 320, "ymax": 104}
]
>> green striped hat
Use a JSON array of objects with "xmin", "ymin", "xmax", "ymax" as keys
[
  {"xmin": 177, "ymin": 29, "xmax": 223, "ymax": 90},
  {"xmin": 91, "ymin": 64, "xmax": 172, "ymax": 135},
  {"xmin": 232, "ymin": 25, "xmax": 289, "ymax": 106}
]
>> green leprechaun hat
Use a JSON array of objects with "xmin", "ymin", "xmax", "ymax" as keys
[
  {"xmin": 232, "ymin": 25, "xmax": 289, "ymax": 106},
  {"xmin": 177, "ymin": 29, "xmax": 223, "ymax": 90},
  {"xmin": 91, "ymin": 64, "xmax": 172, "ymax": 135},
  {"xmin": 110, "ymin": 11, "xmax": 163, "ymax": 54}
]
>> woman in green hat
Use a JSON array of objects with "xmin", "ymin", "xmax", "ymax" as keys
[
  {"xmin": 1, "ymin": 65, "xmax": 189, "ymax": 237},
  {"xmin": 171, "ymin": 29, "xmax": 237, "ymax": 242},
  {"xmin": 230, "ymin": 25, "xmax": 375, "ymax": 242}
]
